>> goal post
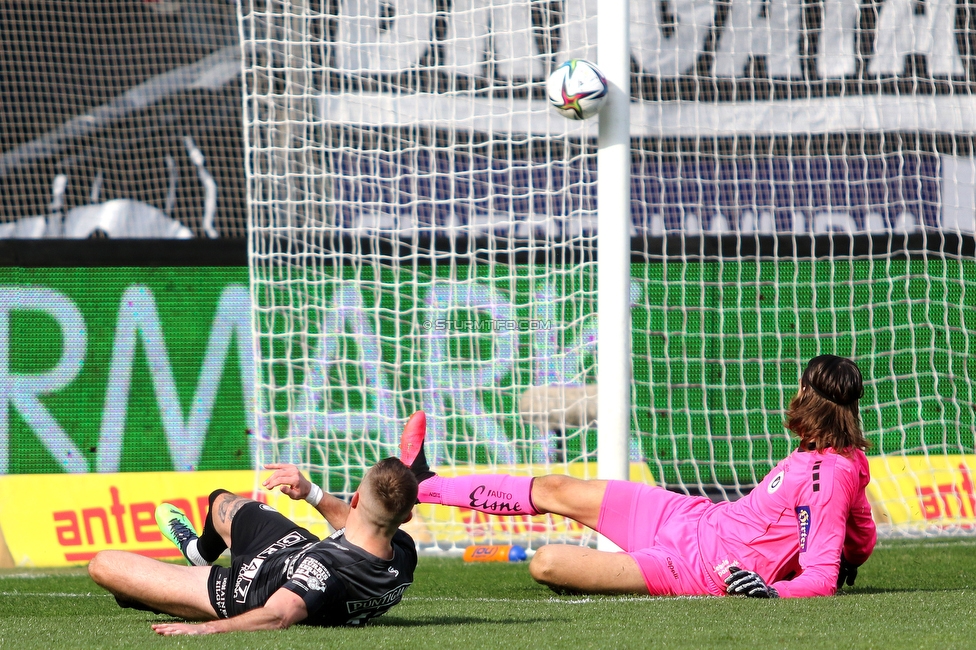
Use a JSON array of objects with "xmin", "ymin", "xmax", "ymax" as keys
[
  {"xmin": 239, "ymin": 0, "xmax": 976, "ymax": 547},
  {"xmin": 596, "ymin": 0, "xmax": 633, "ymax": 550}
]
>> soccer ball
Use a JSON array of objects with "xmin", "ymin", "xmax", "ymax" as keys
[{"xmin": 546, "ymin": 59, "xmax": 609, "ymax": 121}]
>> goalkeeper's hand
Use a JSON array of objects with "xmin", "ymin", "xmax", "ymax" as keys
[
  {"xmin": 837, "ymin": 554, "xmax": 859, "ymax": 589},
  {"xmin": 725, "ymin": 567, "xmax": 779, "ymax": 598}
]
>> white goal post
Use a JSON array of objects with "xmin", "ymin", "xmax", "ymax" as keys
[
  {"xmin": 239, "ymin": 0, "xmax": 976, "ymax": 549},
  {"xmin": 596, "ymin": 0, "xmax": 634, "ymax": 551}
]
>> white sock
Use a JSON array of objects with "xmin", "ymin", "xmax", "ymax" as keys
[{"xmin": 185, "ymin": 538, "xmax": 208, "ymax": 566}]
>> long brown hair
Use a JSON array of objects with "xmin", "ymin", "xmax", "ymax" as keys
[{"xmin": 785, "ymin": 355, "xmax": 870, "ymax": 455}]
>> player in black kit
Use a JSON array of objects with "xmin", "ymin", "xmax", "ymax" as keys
[{"xmin": 87, "ymin": 456, "xmax": 418, "ymax": 635}]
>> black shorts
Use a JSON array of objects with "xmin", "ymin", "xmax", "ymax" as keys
[{"xmin": 207, "ymin": 501, "xmax": 318, "ymax": 618}]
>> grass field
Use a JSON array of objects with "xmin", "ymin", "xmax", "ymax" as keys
[{"xmin": 0, "ymin": 539, "xmax": 973, "ymax": 650}]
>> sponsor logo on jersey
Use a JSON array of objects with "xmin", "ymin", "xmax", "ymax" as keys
[
  {"xmin": 713, "ymin": 558, "xmax": 740, "ymax": 580},
  {"xmin": 666, "ymin": 557, "xmax": 679, "ymax": 581},
  {"xmin": 796, "ymin": 505, "xmax": 812, "ymax": 552},
  {"xmin": 388, "ymin": 566, "xmax": 399, "ymax": 577},
  {"xmin": 284, "ymin": 542, "xmax": 318, "ymax": 578},
  {"xmin": 277, "ymin": 531, "xmax": 308, "ymax": 547},
  {"xmin": 292, "ymin": 557, "xmax": 331, "ymax": 593},
  {"xmin": 212, "ymin": 572, "xmax": 228, "ymax": 618},
  {"xmin": 768, "ymin": 471, "xmax": 785, "ymax": 494},
  {"xmin": 234, "ymin": 531, "xmax": 311, "ymax": 603},
  {"xmin": 241, "ymin": 557, "xmax": 264, "ymax": 579},
  {"xmin": 260, "ymin": 504, "xmax": 276, "ymax": 512},
  {"xmin": 346, "ymin": 583, "xmax": 412, "ymax": 614},
  {"xmin": 234, "ymin": 557, "xmax": 264, "ymax": 603}
]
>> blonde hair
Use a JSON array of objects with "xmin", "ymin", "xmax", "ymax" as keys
[
  {"xmin": 785, "ymin": 355, "xmax": 870, "ymax": 455},
  {"xmin": 357, "ymin": 458, "xmax": 418, "ymax": 532}
]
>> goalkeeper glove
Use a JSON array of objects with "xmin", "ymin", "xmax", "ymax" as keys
[
  {"xmin": 725, "ymin": 567, "xmax": 779, "ymax": 598},
  {"xmin": 837, "ymin": 554, "xmax": 859, "ymax": 589}
]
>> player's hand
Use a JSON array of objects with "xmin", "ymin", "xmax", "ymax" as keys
[
  {"xmin": 725, "ymin": 567, "xmax": 779, "ymax": 598},
  {"xmin": 262, "ymin": 463, "xmax": 312, "ymax": 500},
  {"xmin": 837, "ymin": 554, "xmax": 859, "ymax": 589},
  {"xmin": 151, "ymin": 622, "xmax": 212, "ymax": 636}
]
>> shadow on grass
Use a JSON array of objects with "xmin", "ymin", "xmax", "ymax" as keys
[
  {"xmin": 140, "ymin": 615, "xmax": 553, "ymax": 628},
  {"xmin": 371, "ymin": 616, "xmax": 552, "ymax": 627},
  {"xmin": 836, "ymin": 587, "xmax": 972, "ymax": 595}
]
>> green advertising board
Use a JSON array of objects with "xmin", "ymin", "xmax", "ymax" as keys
[
  {"xmin": 634, "ymin": 258, "xmax": 976, "ymax": 486},
  {"xmin": 1, "ymin": 267, "xmax": 254, "ymax": 475},
  {"xmin": 4, "ymin": 254, "xmax": 974, "ymax": 490}
]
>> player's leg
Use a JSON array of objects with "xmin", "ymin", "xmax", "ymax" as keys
[
  {"xmin": 87, "ymin": 550, "xmax": 217, "ymax": 620},
  {"xmin": 156, "ymin": 489, "xmax": 238, "ymax": 566},
  {"xmin": 401, "ymin": 411, "xmax": 706, "ymax": 543},
  {"xmin": 530, "ymin": 543, "xmax": 714, "ymax": 597},
  {"xmin": 529, "ymin": 474, "xmax": 608, "ymax": 529},
  {"xmin": 402, "ymin": 410, "xmax": 543, "ymax": 515},
  {"xmin": 529, "ymin": 544, "xmax": 649, "ymax": 595},
  {"xmin": 220, "ymin": 497, "xmax": 319, "ymax": 561},
  {"xmin": 194, "ymin": 490, "xmax": 308, "ymax": 561},
  {"xmin": 400, "ymin": 410, "xmax": 606, "ymax": 526},
  {"xmin": 207, "ymin": 490, "xmax": 253, "ymax": 547}
]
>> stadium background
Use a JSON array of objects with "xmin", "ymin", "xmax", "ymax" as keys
[{"xmin": 2, "ymin": 0, "xmax": 976, "ymax": 567}]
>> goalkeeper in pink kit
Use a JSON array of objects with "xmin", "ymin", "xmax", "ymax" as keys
[{"xmin": 400, "ymin": 355, "xmax": 875, "ymax": 598}]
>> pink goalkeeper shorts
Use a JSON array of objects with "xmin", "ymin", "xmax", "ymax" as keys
[{"xmin": 596, "ymin": 480, "xmax": 723, "ymax": 597}]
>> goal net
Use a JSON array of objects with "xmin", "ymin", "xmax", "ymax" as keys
[{"xmin": 240, "ymin": 0, "xmax": 976, "ymax": 547}]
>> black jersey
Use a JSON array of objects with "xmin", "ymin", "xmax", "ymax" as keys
[{"xmin": 221, "ymin": 528, "xmax": 417, "ymax": 627}]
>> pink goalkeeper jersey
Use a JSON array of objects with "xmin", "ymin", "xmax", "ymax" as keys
[{"xmin": 697, "ymin": 447, "xmax": 876, "ymax": 598}]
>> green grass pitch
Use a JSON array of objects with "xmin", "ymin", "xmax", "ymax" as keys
[{"xmin": 0, "ymin": 539, "xmax": 973, "ymax": 650}]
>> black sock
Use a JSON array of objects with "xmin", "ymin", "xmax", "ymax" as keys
[
  {"xmin": 410, "ymin": 445, "xmax": 435, "ymax": 483},
  {"xmin": 197, "ymin": 489, "xmax": 230, "ymax": 562}
]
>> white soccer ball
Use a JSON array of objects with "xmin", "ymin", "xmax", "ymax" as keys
[{"xmin": 546, "ymin": 59, "xmax": 609, "ymax": 121}]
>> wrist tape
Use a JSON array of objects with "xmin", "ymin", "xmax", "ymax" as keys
[{"xmin": 305, "ymin": 483, "xmax": 324, "ymax": 507}]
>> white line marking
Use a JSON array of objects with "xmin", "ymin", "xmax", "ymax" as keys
[
  {"xmin": 876, "ymin": 540, "xmax": 976, "ymax": 549},
  {"xmin": 405, "ymin": 595, "xmax": 706, "ymax": 604},
  {"xmin": 0, "ymin": 592, "xmax": 110, "ymax": 598}
]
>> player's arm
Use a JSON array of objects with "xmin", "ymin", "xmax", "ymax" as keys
[
  {"xmin": 843, "ymin": 493, "xmax": 876, "ymax": 566},
  {"xmin": 837, "ymin": 456, "xmax": 876, "ymax": 588},
  {"xmin": 151, "ymin": 588, "xmax": 307, "ymax": 636},
  {"xmin": 842, "ymin": 452, "xmax": 877, "ymax": 568},
  {"xmin": 770, "ymin": 507, "xmax": 846, "ymax": 597},
  {"xmin": 836, "ymin": 498, "xmax": 875, "ymax": 589},
  {"xmin": 771, "ymin": 464, "xmax": 858, "ymax": 598},
  {"xmin": 263, "ymin": 463, "xmax": 350, "ymax": 529}
]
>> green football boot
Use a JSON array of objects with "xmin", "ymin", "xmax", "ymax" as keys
[{"xmin": 154, "ymin": 503, "xmax": 206, "ymax": 566}]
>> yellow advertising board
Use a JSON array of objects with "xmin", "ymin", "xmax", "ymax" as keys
[
  {"xmin": 0, "ymin": 470, "xmax": 330, "ymax": 568},
  {"xmin": 867, "ymin": 455, "xmax": 976, "ymax": 528},
  {"xmin": 10, "ymin": 456, "xmax": 966, "ymax": 566}
]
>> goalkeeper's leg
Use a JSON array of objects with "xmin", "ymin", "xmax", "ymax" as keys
[
  {"xmin": 529, "ymin": 545, "xmax": 649, "ymax": 594},
  {"xmin": 400, "ymin": 410, "xmax": 605, "ymax": 527},
  {"xmin": 531, "ymin": 544, "xmax": 714, "ymax": 596}
]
